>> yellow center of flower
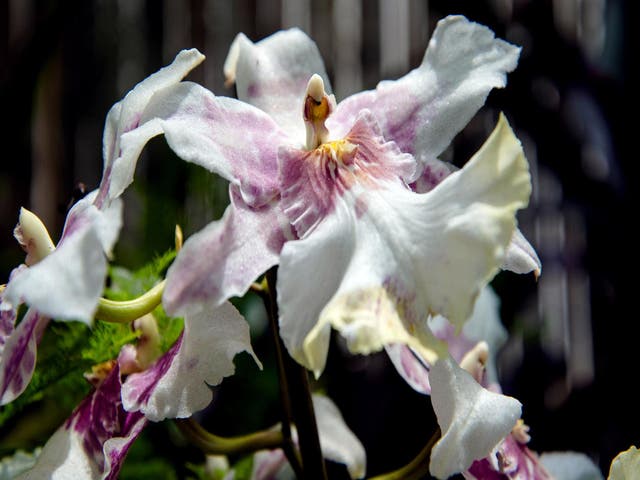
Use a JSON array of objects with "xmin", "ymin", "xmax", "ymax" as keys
[{"xmin": 318, "ymin": 139, "xmax": 357, "ymax": 163}]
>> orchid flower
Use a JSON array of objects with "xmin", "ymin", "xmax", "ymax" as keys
[
  {"xmin": 0, "ymin": 49, "xmax": 204, "ymax": 405},
  {"xmin": 110, "ymin": 17, "xmax": 535, "ymax": 478},
  {"xmin": 120, "ymin": 15, "xmax": 533, "ymax": 376},
  {"xmin": 17, "ymin": 301, "xmax": 260, "ymax": 478},
  {"xmin": 386, "ymin": 285, "xmax": 605, "ymax": 479}
]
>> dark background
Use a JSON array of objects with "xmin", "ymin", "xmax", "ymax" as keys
[{"xmin": 1, "ymin": 0, "xmax": 637, "ymax": 477}]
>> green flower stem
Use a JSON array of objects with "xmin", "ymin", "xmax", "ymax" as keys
[
  {"xmin": 261, "ymin": 268, "xmax": 304, "ymax": 478},
  {"xmin": 175, "ymin": 418, "xmax": 284, "ymax": 455},
  {"xmin": 265, "ymin": 267, "xmax": 328, "ymax": 480},
  {"xmin": 95, "ymin": 280, "xmax": 165, "ymax": 324},
  {"xmin": 368, "ymin": 428, "xmax": 441, "ymax": 480}
]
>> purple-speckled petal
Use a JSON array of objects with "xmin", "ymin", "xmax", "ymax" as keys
[
  {"xmin": 122, "ymin": 301, "xmax": 260, "ymax": 421},
  {"xmin": 98, "ymin": 48, "xmax": 205, "ymax": 206},
  {"xmin": 15, "ymin": 364, "xmax": 146, "ymax": 480},
  {"xmin": 466, "ymin": 433, "xmax": 559, "ymax": 480},
  {"xmin": 125, "ymin": 82, "xmax": 290, "ymax": 207},
  {"xmin": 224, "ymin": 29, "xmax": 331, "ymax": 147},
  {"xmin": 164, "ymin": 185, "xmax": 290, "ymax": 317},
  {"xmin": 385, "ymin": 344, "xmax": 432, "ymax": 395},
  {"xmin": 279, "ymin": 115, "xmax": 530, "ymax": 376},
  {"xmin": 429, "ymin": 357, "xmax": 521, "ymax": 479},
  {"xmin": 410, "ymin": 157, "xmax": 456, "ymax": 194},
  {"xmin": 0, "ymin": 298, "xmax": 17, "ymax": 357},
  {"xmin": 329, "ymin": 15, "xmax": 520, "ymax": 176},
  {"xmin": 0, "ymin": 309, "xmax": 48, "ymax": 405}
]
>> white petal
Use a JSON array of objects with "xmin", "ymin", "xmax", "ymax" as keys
[
  {"xmin": 15, "ymin": 427, "xmax": 100, "ymax": 480},
  {"xmin": 429, "ymin": 357, "xmax": 521, "ymax": 479},
  {"xmin": 278, "ymin": 205, "xmax": 353, "ymax": 376},
  {"xmin": 224, "ymin": 29, "xmax": 331, "ymax": 146},
  {"xmin": 100, "ymin": 48, "xmax": 205, "ymax": 204},
  {"xmin": 313, "ymin": 394, "xmax": 366, "ymax": 479},
  {"xmin": 122, "ymin": 302, "xmax": 261, "ymax": 421},
  {"xmin": 540, "ymin": 451, "xmax": 603, "ymax": 480},
  {"xmin": 4, "ymin": 224, "xmax": 105, "ymax": 323},
  {"xmin": 330, "ymin": 15, "xmax": 520, "ymax": 173},
  {"xmin": 503, "ymin": 228, "xmax": 542, "ymax": 277}
]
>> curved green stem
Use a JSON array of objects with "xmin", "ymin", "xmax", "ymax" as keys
[
  {"xmin": 175, "ymin": 418, "xmax": 284, "ymax": 455},
  {"xmin": 95, "ymin": 280, "xmax": 165, "ymax": 323},
  {"xmin": 368, "ymin": 428, "xmax": 441, "ymax": 480}
]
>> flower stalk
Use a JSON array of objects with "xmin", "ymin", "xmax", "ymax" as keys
[
  {"xmin": 95, "ymin": 280, "xmax": 165, "ymax": 324},
  {"xmin": 264, "ymin": 267, "xmax": 327, "ymax": 480},
  {"xmin": 175, "ymin": 418, "xmax": 284, "ymax": 455}
]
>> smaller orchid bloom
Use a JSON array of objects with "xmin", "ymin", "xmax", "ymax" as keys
[
  {"xmin": 117, "ymin": 16, "xmax": 533, "ymax": 380},
  {"xmin": 0, "ymin": 49, "xmax": 204, "ymax": 406},
  {"xmin": 465, "ymin": 425, "xmax": 605, "ymax": 480},
  {"xmin": 386, "ymin": 285, "xmax": 508, "ymax": 395},
  {"xmin": 121, "ymin": 301, "xmax": 261, "ymax": 421},
  {"xmin": 15, "ymin": 362, "xmax": 147, "ymax": 480},
  {"xmin": 18, "ymin": 300, "xmax": 260, "ymax": 478},
  {"xmin": 228, "ymin": 394, "xmax": 366, "ymax": 480},
  {"xmin": 429, "ymin": 355, "xmax": 522, "ymax": 479}
]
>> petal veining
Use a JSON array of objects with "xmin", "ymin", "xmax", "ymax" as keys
[
  {"xmin": 16, "ymin": 364, "xmax": 146, "ymax": 480},
  {"xmin": 0, "ymin": 309, "xmax": 48, "ymax": 405},
  {"xmin": 279, "ymin": 110, "xmax": 416, "ymax": 238},
  {"xmin": 126, "ymin": 82, "xmax": 290, "ymax": 207}
]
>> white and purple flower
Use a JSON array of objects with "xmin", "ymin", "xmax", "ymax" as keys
[
  {"xmin": 121, "ymin": 15, "xmax": 535, "ymax": 376},
  {"xmin": 0, "ymin": 49, "xmax": 205, "ymax": 405},
  {"xmin": 106, "ymin": 15, "xmax": 540, "ymax": 479}
]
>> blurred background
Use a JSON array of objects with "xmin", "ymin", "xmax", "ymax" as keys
[{"xmin": 1, "ymin": 0, "xmax": 637, "ymax": 478}]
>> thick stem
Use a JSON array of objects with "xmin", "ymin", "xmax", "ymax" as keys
[
  {"xmin": 368, "ymin": 428, "xmax": 441, "ymax": 480},
  {"xmin": 262, "ymin": 268, "xmax": 304, "ymax": 478},
  {"xmin": 95, "ymin": 280, "xmax": 165, "ymax": 323},
  {"xmin": 175, "ymin": 418, "xmax": 283, "ymax": 455},
  {"xmin": 265, "ymin": 267, "xmax": 327, "ymax": 480}
]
